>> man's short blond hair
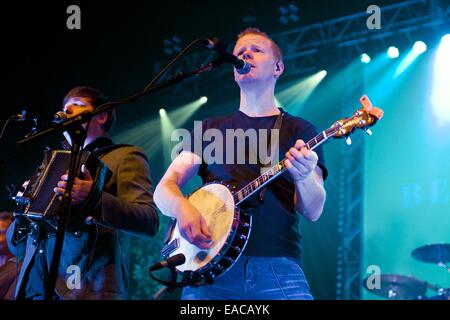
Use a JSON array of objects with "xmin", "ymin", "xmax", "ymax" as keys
[{"xmin": 237, "ymin": 27, "xmax": 283, "ymax": 63}]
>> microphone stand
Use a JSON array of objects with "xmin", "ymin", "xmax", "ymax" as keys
[
  {"xmin": 15, "ymin": 56, "xmax": 226, "ymax": 301},
  {"xmin": 152, "ymin": 267, "xmax": 178, "ymax": 300},
  {"xmin": 45, "ymin": 123, "xmax": 86, "ymax": 300}
]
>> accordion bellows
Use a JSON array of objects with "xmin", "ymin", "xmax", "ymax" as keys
[{"xmin": 14, "ymin": 150, "xmax": 111, "ymax": 230}]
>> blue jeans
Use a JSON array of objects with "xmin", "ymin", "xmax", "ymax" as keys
[{"xmin": 182, "ymin": 255, "xmax": 313, "ymax": 300}]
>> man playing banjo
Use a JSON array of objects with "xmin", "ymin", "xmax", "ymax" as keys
[{"xmin": 154, "ymin": 28, "xmax": 327, "ymax": 300}]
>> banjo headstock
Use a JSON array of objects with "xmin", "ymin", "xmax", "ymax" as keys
[{"xmin": 331, "ymin": 95, "xmax": 384, "ymax": 140}]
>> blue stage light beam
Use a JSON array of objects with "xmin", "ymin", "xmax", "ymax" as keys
[{"xmin": 393, "ymin": 41, "xmax": 427, "ymax": 78}]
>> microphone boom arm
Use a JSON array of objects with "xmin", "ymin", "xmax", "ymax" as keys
[{"xmin": 17, "ymin": 42, "xmax": 226, "ymax": 146}]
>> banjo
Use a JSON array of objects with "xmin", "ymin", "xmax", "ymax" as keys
[{"xmin": 160, "ymin": 95, "xmax": 384, "ymax": 286}]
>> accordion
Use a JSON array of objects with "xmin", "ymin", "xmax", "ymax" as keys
[{"xmin": 13, "ymin": 149, "xmax": 111, "ymax": 229}]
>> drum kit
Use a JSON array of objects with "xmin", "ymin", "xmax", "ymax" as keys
[{"xmin": 363, "ymin": 243, "xmax": 450, "ymax": 300}]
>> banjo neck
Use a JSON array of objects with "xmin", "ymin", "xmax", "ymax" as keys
[{"xmin": 233, "ymin": 126, "xmax": 338, "ymax": 205}]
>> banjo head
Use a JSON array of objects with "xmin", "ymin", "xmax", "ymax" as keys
[{"xmin": 176, "ymin": 182, "xmax": 236, "ymax": 272}]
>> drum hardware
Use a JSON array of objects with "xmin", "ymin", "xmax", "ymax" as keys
[{"xmin": 362, "ymin": 243, "xmax": 450, "ymax": 300}]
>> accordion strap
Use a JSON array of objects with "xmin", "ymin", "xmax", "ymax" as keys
[
  {"xmin": 77, "ymin": 162, "xmax": 110, "ymax": 219},
  {"xmin": 73, "ymin": 143, "xmax": 133, "ymax": 227}
]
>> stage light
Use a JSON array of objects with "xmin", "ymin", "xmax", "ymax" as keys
[
  {"xmin": 441, "ymin": 34, "xmax": 450, "ymax": 45},
  {"xmin": 159, "ymin": 107, "xmax": 175, "ymax": 165},
  {"xmin": 412, "ymin": 41, "xmax": 427, "ymax": 55},
  {"xmin": 387, "ymin": 46, "xmax": 399, "ymax": 59},
  {"xmin": 394, "ymin": 41, "xmax": 427, "ymax": 78},
  {"xmin": 288, "ymin": 3, "xmax": 299, "ymax": 13},
  {"xmin": 165, "ymin": 97, "xmax": 205, "ymax": 129},
  {"xmin": 276, "ymin": 69, "xmax": 327, "ymax": 113},
  {"xmin": 163, "ymin": 36, "xmax": 182, "ymax": 56},
  {"xmin": 360, "ymin": 53, "xmax": 371, "ymax": 64},
  {"xmin": 279, "ymin": 3, "xmax": 299, "ymax": 25},
  {"xmin": 431, "ymin": 33, "xmax": 450, "ymax": 125}
]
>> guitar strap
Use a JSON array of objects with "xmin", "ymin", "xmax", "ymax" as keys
[{"xmin": 248, "ymin": 110, "xmax": 283, "ymax": 202}]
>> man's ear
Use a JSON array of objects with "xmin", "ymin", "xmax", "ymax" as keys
[
  {"xmin": 94, "ymin": 111, "xmax": 108, "ymax": 126},
  {"xmin": 275, "ymin": 61, "xmax": 284, "ymax": 78}
]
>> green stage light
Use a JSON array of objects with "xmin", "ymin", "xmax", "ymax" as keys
[
  {"xmin": 361, "ymin": 53, "xmax": 371, "ymax": 64},
  {"xmin": 387, "ymin": 46, "xmax": 399, "ymax": 59},
  {"xmin": 413, "ymin": 41, "xmax": 427, "ymax": 55}
]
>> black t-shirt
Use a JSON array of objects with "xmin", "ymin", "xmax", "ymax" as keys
[{"xmin": 185, "ymin": 108, "xmax": 327, "ymax": 263}]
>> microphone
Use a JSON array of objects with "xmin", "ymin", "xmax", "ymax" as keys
[
  {"xmin": 52, "ymin": 111, "xmax": 67, "ymax": 123},
  {"xmin": 202, "ymin": 38, "xmax": 251, "ymax": 75},
  {"xmin": 11, "ymin": 110, "xmax": 36, "ymax": 122},
  {"xmin": 149, "ymin": 254, "xmax": 186, "ymax": 272},
  {"xmin": 11, "ymin": 110, "xmax": 67, "ymax": 123}
]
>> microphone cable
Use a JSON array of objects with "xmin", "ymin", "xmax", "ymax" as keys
[{"xmin": 0, "ymin": 116, "xmax": 13, "ymax": 142}]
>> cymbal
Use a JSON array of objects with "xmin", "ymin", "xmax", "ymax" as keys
[
  {"xmin": 363, "ymin": 274, "xmax": 428, "ymax": 300},
  {"xmin": 412, "ymin": 243, "xmax": 450, "ymax": 264}
]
